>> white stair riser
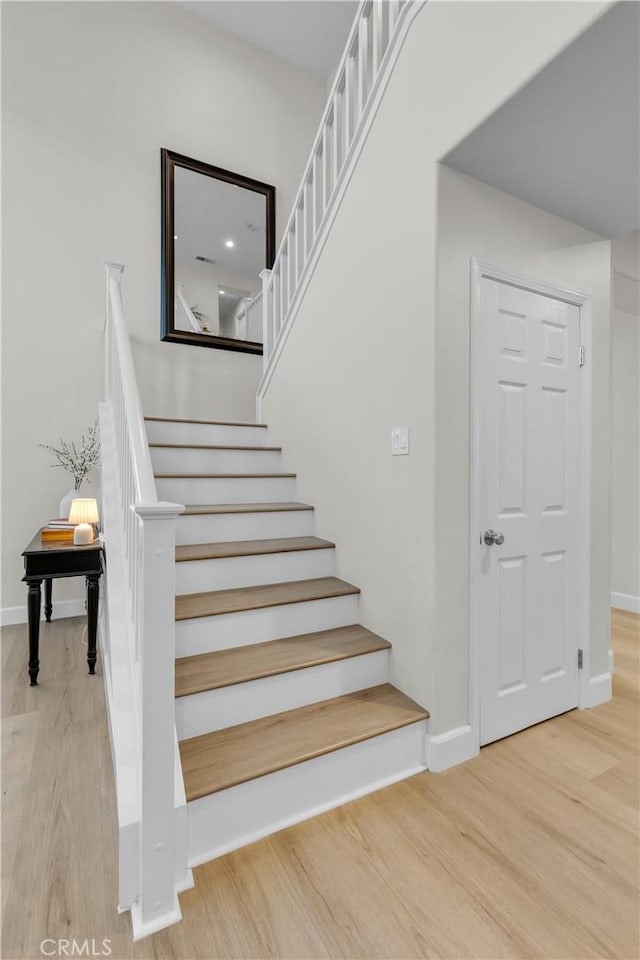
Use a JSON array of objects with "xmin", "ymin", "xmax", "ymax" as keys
[
  {"xmin": 150, "ymin": 447, "xmax": 283, "ymax": 474},
  {"xmin": 186, "ymin": 722, "xmax": 427, "ymax": 867},
  {"xmin": 156, "ymin": 476, "xmax": 296, "ymax": 504},
  {"xmin": 176, "ymin": 650, "xmax": 389, "ymax": 739},
  {"xmin": 175, "ymin": 594, "xmax": 360, "ymax": 658},
  {"xmin": 176, "ymin": 510, "xmax": 315, "ymax": 545},
  {"xmin": 175, "ymin": 548, "xmax": 335, "ymax": 594},
  {"xmin": 145, "ymin": 421, "xmax": 268, "ymax": 446}
]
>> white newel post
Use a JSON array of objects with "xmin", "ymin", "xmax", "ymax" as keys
[
  {"xmin": 259, "ymin": 269, "xmax": 272, "ymax": 369},
  {"xmin": 133, "ymin": 502, "xmax": 185, "ymax": 938}
]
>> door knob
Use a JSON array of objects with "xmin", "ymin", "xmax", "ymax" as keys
[{"xmin": 484, "ymin": 529, "xmax": 505, "ymax": 546}]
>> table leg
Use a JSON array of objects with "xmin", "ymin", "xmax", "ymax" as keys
[
  {"xmin": 44, "ymin": 578, "xmax": 53, "ymax": 622},
  {"xmin": 86, "ymin": 574, "xmax": 99, "ymax": 675},
  {"xmin": 27, "ymin": 580, "xmax": 42, "ymax": 685}
]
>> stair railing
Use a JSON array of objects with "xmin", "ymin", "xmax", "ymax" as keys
[
  {"xmin": 256, "ymin": 0, "xmax": 424, "ymax": 411},
  {"xmin": 175, "ymin": 283, "xmax": 202, "ymax": 333},
  {"xmin": 100, "ymin": 262, "xmax": 188, "ymax": 939},
  {"xmin": 244, "ymin": 290, "xmax": 263, "ymax": 343}
]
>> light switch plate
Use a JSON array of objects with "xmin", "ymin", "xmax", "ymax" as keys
[{"xmin": 391, "ymin": 426, "xmax": 409, "ymax": 456}]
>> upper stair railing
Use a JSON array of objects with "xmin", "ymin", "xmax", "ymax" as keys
[
  {"xmin": 100, "ymin": 263, "xmax": 188, "ymax": 939},
  {"xmin": 238, "ymin": 290, "xmax": 263, "ymax": 344},
  {"xmin": 175, "ymin": 283, "xmax": 202, "ymax": 334},
  {"xmin": 256, "ymin": 0, "xmax": 423, "ymax": 407}
]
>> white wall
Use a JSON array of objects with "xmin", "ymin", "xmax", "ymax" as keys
[
  {"xmin": 611, "ymin": 232, "xmax": 640, "ymax": 607},
  {"xmin": 1, "ymin": 1, "xmax": 325, "ymax": 613},
  {"xmin": 262, "ymin": 0, "xmax": 611, "ymax": 735}
]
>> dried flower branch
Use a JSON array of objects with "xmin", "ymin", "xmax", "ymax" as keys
[{"xmin": 40, "ymin": 421, "xmax": 100, "ymax": 490}]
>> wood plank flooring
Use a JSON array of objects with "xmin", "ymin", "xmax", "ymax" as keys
[
  {"xmin": 179, "ymin": 684, "xmax": 428, "ymax": 800},
  {"xmin": 2, "ymin": 609, "xmax": 638, "ymax": 959},
  {"xmin": 175, "ymin": 625, "xmax": 390, "ymax": 697}
]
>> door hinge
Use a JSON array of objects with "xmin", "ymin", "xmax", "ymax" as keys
[
  {"xmin": 578, "ymin": 345, "xmax": 585, "ymax": 367},
  {"xmin": 578, "ymin": 648, "xmax": 584, "ymax": 669}
]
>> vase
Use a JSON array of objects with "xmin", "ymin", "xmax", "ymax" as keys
[{"xmin": 59, "ymin": 487, "xmax": 81, "ymax": 520}]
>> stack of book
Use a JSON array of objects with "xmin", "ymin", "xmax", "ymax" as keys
[{"xmin": 41, "ymin": 519, "xmax": 76, "ymax": 542}]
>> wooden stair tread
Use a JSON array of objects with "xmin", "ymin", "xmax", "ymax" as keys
[
  {"xmin": 175, "ymin": 625, "xmax": 391, "ymax": 697},
  {"xmin": 175, "ymin": 577, "xmax": 360, "ymax": 621},
  {"xmin": 182, "ymin": 502, "xmax": 313, "ymax": 515},
  {"xmin": 176, "ymin": 536, "xmax": 334, "ymax": 562},
  {"xmin": 145, "ymin": 416, "xmax": 267, "ymax": 428},
  {"xmin": 149, "ymin": 442, "xmax": 281, "ymax": 451},
  {"xmin": 179, "ymin": 684, "xmax": 429, "ymax": 800},
  {"xmin": 155, "ymin": 472, "xmax": 295, "ymax": 479}
]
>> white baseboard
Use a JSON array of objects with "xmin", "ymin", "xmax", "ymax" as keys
[
  {"xmin": 578, "ymin": 670, "xmax": 612, "ymax": 709},
  {"xmin": 427, "ymin": 724, "xmax": 477, "ymax": 772},
  {"xmin": 611, "ymin": 592, "xmax": 640, "ymax": 614},
  {"xmin": 1, "ymin": 598, "xmax": 85, "ymax": 627}
]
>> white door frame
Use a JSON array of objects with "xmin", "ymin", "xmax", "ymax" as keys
[{"xmin": 468, "ymin": 258, "xmax": 593, "ymax": 754}]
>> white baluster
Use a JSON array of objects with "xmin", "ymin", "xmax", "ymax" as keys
[
  {"xmin": 285, "ymin": 236, "xmax": 291, "ymax": 316},
  {"xmin": 344, "ymin": 55, "xmax": 353, "ymax": 152},
  {"xmin": 389, "ymin": 0, "xmax": 400, "ymax": 32},
  {"xmin": 302, "ymin": 188, "xmax": 309, "ymax": 263},
  {"xmin": 357, "ymin": 14, "xmax": 369, "ymax": 120},
  {"xmin": 311, "ymin": 163, "xmax": 318, "ymax": 243},
  {"xmin": 260, "ymin": 269, "xmax": 272, "ymax": 365},
  {"xmin": 372, "ymin": 0, "xmax": 384, "ymax": 76},
  {"xmin": 322, "ymin": 127, "xmax": 329, "ymax": 217},
  {"xmin": 293, "ymin": 209, "xmax": 300, "ymax": 289},
  {"xmin": 331, "ymin": 94, "xmax": 340, "ymax": 186}
]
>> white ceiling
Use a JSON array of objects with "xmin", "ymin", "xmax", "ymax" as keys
[
  {"xmin": 180, "ymin": 1, "xmax": 359, "ymax": 80},
  {"xmin": 443, "ymin": 2, "xmax": 640, "ymax": 239}
]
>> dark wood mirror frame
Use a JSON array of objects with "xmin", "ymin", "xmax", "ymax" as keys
[{"xmin": 160, "ymin": 148, "xmax": 275, "ymax": 354}]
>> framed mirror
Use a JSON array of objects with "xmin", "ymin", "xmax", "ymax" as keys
[{"xmin": 161, "ymin": 149, "xmax": 275, "ymax": 353}]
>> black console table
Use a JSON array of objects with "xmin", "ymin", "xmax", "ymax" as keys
[{"xmin": 22, "ymin": 530, "xmax": 104, "ymax": 685}]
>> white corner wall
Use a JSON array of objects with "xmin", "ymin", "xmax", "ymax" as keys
[
  {"xmin": 1, "ymin": 1, "xmax": 325, "ymax": 613},
  {"xmin": 611, "ymin": 232, "xmax": 640, "ymax": 610},
  {"xmin": 261, "ymin": 0, "xmax": 611, "ymax": 733}
]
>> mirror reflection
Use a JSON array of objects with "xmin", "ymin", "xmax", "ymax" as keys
[{"xmin": 161, "ymin": 150, "xmax": 275, "ymax": 353}]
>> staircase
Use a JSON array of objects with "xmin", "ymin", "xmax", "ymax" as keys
[{"xmin": 145, "ymin": 415, "xmax": 429, "ymax": 867}]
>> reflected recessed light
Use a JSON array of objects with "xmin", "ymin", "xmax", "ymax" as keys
[
  {"xmin": 220, "ymin": 289, "xmax": 226, "ymax": 295},
  {"xmin": 174, "ymin": 234, "xmax": 178, "ymax": 240},
  {"xmin": 225, "ymin": 239, "xmax": 235, "ymax": 248}
]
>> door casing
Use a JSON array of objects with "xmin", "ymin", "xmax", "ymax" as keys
[{"xmin": 468, "ymin": 258, "xmax": 593, "ymax": 754}]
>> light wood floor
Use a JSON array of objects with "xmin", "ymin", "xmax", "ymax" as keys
[{"xmin": 2, "ymin": 610, "xmax": 638, "ymax": 959}]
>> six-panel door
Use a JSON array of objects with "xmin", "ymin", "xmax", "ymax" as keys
[{"xmin": 475, "ymin": 275, "xmax": 584, "ymax": 746}]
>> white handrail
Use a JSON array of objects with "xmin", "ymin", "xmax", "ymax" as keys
[
  {"xmin": 256, "ymin": 0, "xmax": 423, "ymax": 406},
  {"xmin": 105, "ymin": 266, "xmax": 157, "ymax": 503},
  {"xmin": 102, "ymin": 263, "xmax": 187, "ymax": 939}
]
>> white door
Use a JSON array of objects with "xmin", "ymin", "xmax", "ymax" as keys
[{"xmin": 471, "ymin": 262, "xmax": 589, "ymax": 747}]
